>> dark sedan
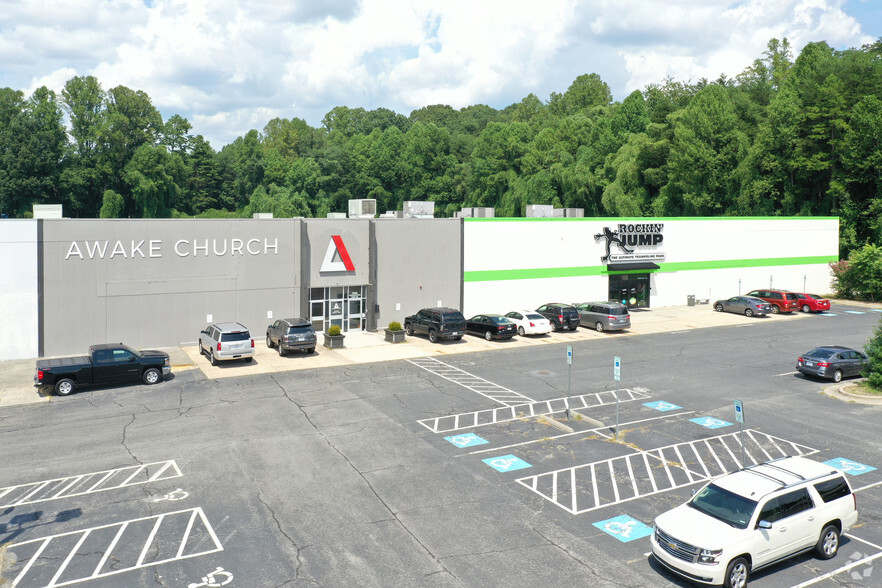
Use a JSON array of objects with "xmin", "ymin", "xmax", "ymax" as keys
[
  {"xmin": 466, "ymin": 314, "xmax": 517, "ymax": 340},
  {"xmin": 713, "ymin": 296, "xmax": 772, "ymax": 317},
  {"xmin": 797, "ymin": 345, "xmax": 867, "ymax": 383}
]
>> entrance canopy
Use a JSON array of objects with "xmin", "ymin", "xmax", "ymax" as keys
[{"xmin": 606, "ymin": 262, "xmax": 660, "ymax": 272}]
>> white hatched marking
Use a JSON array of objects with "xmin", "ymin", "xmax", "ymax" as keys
[
  {"xmin": 408, "ymin": 357, "xmax": 534, "ymax": 406},
  {"xmin": 418, "ymin": 388, "xmax": 651, "ymax": 433},
  {"xmin": 10, "ymin": 507, "xmax": 222, "ymax": 588},
  {"xmin": 516, "ymin": 430, "xmax": 817, "ymax": 515},
  {"xmin": 0, "ymin": 460, "xmax": 183, "ymax": 508}
]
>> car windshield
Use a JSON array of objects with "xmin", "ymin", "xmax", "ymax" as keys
[
  {"xmin": 688, "ymin": 483, "xmax": 757, "ymax": 529},
  {"xmin": 608, "ymin": 307, "xmax": 628, "ymax": 315},
  {"xmin": 221, "ymin": 331, "xmax": 250, "ymax": 342},
  {"xmin": 804, "ymin": 348, "xmax": 837, "ymax": 359},
  {"xmin": 442, "ymin": 313, "xmax": 464, "ymax": 324},
  {"xmin": 490, "ymin": 317, "xmax": 512, "ymax": 324},
  {"xmin": 808, "ymin": 294, "xmax": 823, "ymax": 299},
  {"xmin": 525, "ymin": 313, "xmax": 544, "ymax": 320}
]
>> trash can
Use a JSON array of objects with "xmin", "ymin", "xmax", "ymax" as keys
[{"xmin": 687, "ymin": 295, "xmax": 695, "ymax": 306}]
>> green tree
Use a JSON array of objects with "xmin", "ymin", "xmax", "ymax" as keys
[
  {"xmin": 99, "ymin": 189, "xmax": 124, "ymax": 218},
  {"xmin": 864, "ymin": 316, "xmax": 882, "ymax": 390},
  {"xmin": 124, "ymin": 144, "xmax": 181, "ymax": 217}
]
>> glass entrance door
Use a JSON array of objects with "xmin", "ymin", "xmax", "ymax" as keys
[
  {"xmin": 608, "ymin": 274, "xmax": 650, "ymax": 308},
  {"xmin": 309, "ymin": 286, "xmax": 367, "ymax": 333}
]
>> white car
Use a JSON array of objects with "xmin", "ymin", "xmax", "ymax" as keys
[
  {"xmin": 504, "ymin": 310, "xmax": 552, "ymax": 336},
  {"xmin": 650, "ymin": 456, "xmax": 858, "ymax": 588}
]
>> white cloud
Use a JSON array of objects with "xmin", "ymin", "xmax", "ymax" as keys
[{"xmin": 0, "ymin": 0, "xmax": 875, "ymax": 148}]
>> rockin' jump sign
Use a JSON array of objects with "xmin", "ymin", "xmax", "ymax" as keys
[{"xmin": 595, "ymin": 223, "xmax": 665, "ymax": 264}]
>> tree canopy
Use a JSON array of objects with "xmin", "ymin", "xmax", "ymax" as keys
[{"xmin": 2, "ymin": 38, "xmax": 881, "ymax": 257}]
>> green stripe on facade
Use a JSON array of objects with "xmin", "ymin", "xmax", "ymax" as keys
[
  {"xmin": 464, "ymin": 255, "xmax": 838, "ymax": 283},
  {"xmin": 463, "ymin": 216, "xmax": 839, "ymax": 222}
]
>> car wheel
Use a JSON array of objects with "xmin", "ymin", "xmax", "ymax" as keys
[
  {"xmin": 715, "ymin": 303, "xmax": 724, "ymax": 312},
  {"xmin": 243, "ymin": 357, "xmax": 253, "ymax": 363},
  {"xmin": 454, "ymin": 336, "xmax": 462, "ymax": 341},
  {"xmin": 143, "ymin": 368, "xmax": 161, "ymax": 385},
  {"xmin": 210, "ymin": 350, "xmax": 218, "ymax": 366},
  {"xmin": 802, "ymin": 304, "xmax": 811, "ymax": 313},
  {"xmin": 832, "ymin": 369, "xmax": 843, "ymax": 383},
  {"xmin": 770, "ymin": 305, "xmax": 780, "ymax": 314},
  {"xmin": 595, "ymin": 321, "xmax": 604, "ymax": 332},
  {"xmin": 405, "ymin": 324, "xmax": 414, "ymax": 336},
  {"xmin": 744, "ymin": 308, "xmax": 754, "ymax": 317},
  {"xmin": 198, "ymin": 341, "xmax": 205, "ymax": 356},
  {"xmin": 428, "ymin": 329, "xmax": 438, "ymax": 343},
  {"xmin": 518, "ymin": 326, "xmax": 525, "ymax": 336},
  {"xmin": 55, "ymin": 378, "xmax": 76, "ymax": 396},
  {"xmin": 816, "ymin": 524, "xmax": 840, "ymax": 560},
  {"xmin": 306, "ymin": 347, "xmax": 315, "ymax": 354},
  {"xmin": 266, "ymin": 335, "xmax": 274, "ymax": 348},
  {"xmin": 484, "ymin": 330, "xmax": 492, "ymax": 341},
  {"xmin": 723, "ymin": 557, "xmax": 749, "ymax": 588},
  {"xmin": 550, "ymin": 321, "xmax": 559, "ymax": 332},
  {"xmin": 278, "ymin": 345, "xmax": 286, "ymax": 357}
]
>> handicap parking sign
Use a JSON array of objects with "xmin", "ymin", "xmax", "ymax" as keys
[
  {"xmin": 444, "ymin": 433, "xmax": 489, "ymax": 448},
  {"xmin": 593, "ymin": 515, "xmax": 653, "ymax": 543},
  {"xmin": 690, "ymin": 416, "xmax": 732, "ymax": 429},
  {"xmin": 482, "ymin": 455, "xmax": 531, "ymax": 472},
  {"xmin": 824, "ymin": 457, "xmax": 876, "ymax": 476},
  {"xmin": 643, "ymin": 401, "xmax": 682, "ymax": 412}
]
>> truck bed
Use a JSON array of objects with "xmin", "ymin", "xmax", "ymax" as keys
[{"xmin": 36, "ymin": 356, "xmax": 91, "ymax": 370}]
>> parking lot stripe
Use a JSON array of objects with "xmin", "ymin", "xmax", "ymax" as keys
[
  {"xmin": 408, "ymin": 357, "xmax": 535, "ymax": 406},
  {"xmin": 516, "ymin": 430, "xmax": 818, "ymax": 515},
  {"xmin": 0, "ymin": 460, "xmax": 183, "ymax": 508},
  {"xmin": 418, "ymin": 388, "xmax": 651, "ymax": 433},
  {"xmin": 9, "ymin": 507, "xmax": 222, "ymax": 588},
  {"xmin": 789, "ymin": 539, "xmax": 882, "ymax": 587}
]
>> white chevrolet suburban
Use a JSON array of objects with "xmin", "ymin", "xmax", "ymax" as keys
[{"xmin": 650, "ymin": 456, "xmax": 858, "ymax": 588}]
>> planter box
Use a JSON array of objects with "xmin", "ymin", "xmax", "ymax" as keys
[
  {"xmin": 384, "ymin": 329, "xmax": 406, "ymax": 343},
  {"xmin": 323, "ymin": 333, "xmax": 345, "ymax": 349}
]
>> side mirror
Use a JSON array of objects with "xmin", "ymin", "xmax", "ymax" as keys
[
  {"xmin": 128, "ymin": 355, "xmax": 137, "ymax": 362},
  {"xmin": 757, "ymin": 520, "xmax": 772, "ymax": 530}
]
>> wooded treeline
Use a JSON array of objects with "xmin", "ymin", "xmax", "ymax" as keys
[{"xmin": 1, "ymin": 38, "xmax": 880, "ymax": 256}]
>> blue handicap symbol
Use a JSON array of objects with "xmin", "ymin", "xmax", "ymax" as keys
[
  {"xmin": 593, "ymin": 515, "xmax": 653, "ymax": 543},
  {"xmin": 444, "ymin": 433, "xmax": 489, "ymax": 448},
  {"xmin": 823, "ymin": 458, "xmax": 876, "ymax": 476},
  {"xmin": 690, "ymin": 416, "xmax": 732, "ymax": 429},
  {"xmin": 482, "ymin": 454, "xmax": 531, "ymax": 472},
  {"xmin": 643, "ymin": 401, "xmax": 682, "ymax": 412}
]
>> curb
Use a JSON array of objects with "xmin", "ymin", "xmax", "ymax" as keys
[{"xmin": 823, "ymin": 381, "xmax": 882, "ymax": 405}]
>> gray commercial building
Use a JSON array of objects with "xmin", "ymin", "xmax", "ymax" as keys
[{"xmin": 4, "ymin": 218, "xmax": 461, "ymax": 359}]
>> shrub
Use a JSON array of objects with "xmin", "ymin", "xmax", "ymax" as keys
[
  {"xmin": 327, "ymin": 324, "xmax": 342, "ymax": 336},
  {"xmin": 864, "ymin": 316, "xmax": 882, "ymax": 391},
  {"xmin": 388, "ymin": 321, "xmax": 402, "ymax": 331},
  {"xmin": 830, "ymin": 244, "xmax": 882, "ymax": 301}
]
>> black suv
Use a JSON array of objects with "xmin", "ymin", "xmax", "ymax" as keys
[
  {"xmin": 404, "ymin": 307, "xmax": 467, "ymax": 343},
  {"xmin": 266, "ymin": 318, "xmax": 317, "ymax": 356},
  {"xmin": 536, "ymin": 303, "xmax": 581, "ymax": 331}
]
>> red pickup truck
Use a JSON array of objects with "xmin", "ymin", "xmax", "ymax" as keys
[{"xmin": 34, "ymin": 343, "xmax": 171, "ymax": 396}]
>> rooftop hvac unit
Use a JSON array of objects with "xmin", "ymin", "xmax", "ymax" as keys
[
  {"xmin": 33, "ymin": 204, "xmax": 63, "ymax": 219},
  {"xmin": 457, "ymin": 207, "xmax": 474, "ymax": 218},
  {"xmin": 563, "ymin": 208, "xmax": 584, "ymax": 218},
  {"xmin": 252, "ymin": 212, "xmax": 273, "ymax": 219},
  {"xmin": 473, "ymin": 207, "xmax": 495, "ymax": 218},
  {"xmin": 552, "ymin": 208, "xmax": 566, "ymax": 217},
  {"xmin": 326, "ymin": 212, "xmax": 347, "ymax": 219},
  {"xmin": 403, "ymin": 201, "xmax": 435, "ymax": 218},
  {"xmin": 526, "ymin": 205, "xmax": 553, "ymax": 218},
  {"xmin": 348, "ymin": 199, "xmax": 377, "ymax": 218}
]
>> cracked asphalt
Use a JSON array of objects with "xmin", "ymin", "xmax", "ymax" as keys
[{"xmin": 1, "ymin": 303, "xmax": 881, "ymax": 587}]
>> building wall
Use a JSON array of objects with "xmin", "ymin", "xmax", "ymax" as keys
[
  {"xmin": 0, "ymin": 220, "xmax": 38, "ymax": 359},
  {"xmin": 373, "ymin": 218, "xmax": 463, "ymax": 326},
  {"xmin": 41, "ymin": 219, "xmax": 300, "ymax": 356},
  {"xmin": 463, "ymin": 217, "xmax": 839, "ymax": 316}
]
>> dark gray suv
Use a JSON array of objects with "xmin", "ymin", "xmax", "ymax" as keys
[
  {"xmin": 404, "ymin": 307, "xmax": 467, "ymax": 343},
  {"xmin": 536, "ymin": 303, "xmax": 581, "ymax": 331},
  {"xmin": 266, "ymin": 318, "xmax": 317, "ymax": 356}
]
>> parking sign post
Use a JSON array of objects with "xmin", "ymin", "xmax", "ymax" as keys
[
  {"xmin": 614, "ymin": 357, "xmax": 621, "ymax": 440},
  {"xmin": 566, "ymin": 346, "xmax": 573, "ymax": 420},
  {"xmin": 734, "ymin": 400, "xmax": 745, "ymax": 466}
]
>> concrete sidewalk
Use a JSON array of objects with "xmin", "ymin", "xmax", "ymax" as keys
[{"xmin": 3, "ymin": 302, "xmax": 875, "ymax": 408}]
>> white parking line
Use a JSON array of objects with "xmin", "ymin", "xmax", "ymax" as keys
[
  {"xmin": 516, "ymin": 430, "xmax": 817, "ymax": 515},
  {"xmin": 9, "ymin": 507, "xmax": 222, "ymax": 588},
  {"xmin": 408, "ymin": 357, "xmax": 535, "ymax": 406},
  {"xmin": 774, "ymin": 371, "xmax": 798, "ymax": 376},
  {"xmin": 789, "ymin": 537, "xmax": 882, "ymax": 587},
  {"xmin": 0, "ymin": 460, "xmax": 182, "ymax": 508}
]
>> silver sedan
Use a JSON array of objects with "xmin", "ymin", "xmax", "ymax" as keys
[{"xmin": 713, "ymin": 296, "xmax": 772, "ymax": 317}]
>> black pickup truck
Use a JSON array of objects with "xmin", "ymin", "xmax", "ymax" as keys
[{"xmin": 34, "ymin": 343, "xmax": 172, "ymax": 396}]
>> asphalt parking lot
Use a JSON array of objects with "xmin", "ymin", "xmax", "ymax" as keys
[{"xmin": 1, "ymin": 301, "xmax": 881, "ymax": 587}]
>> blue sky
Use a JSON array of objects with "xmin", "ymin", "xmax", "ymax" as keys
[{"xmin": 1, "ymin": 0, "xmax": 878, "ymax": 149}]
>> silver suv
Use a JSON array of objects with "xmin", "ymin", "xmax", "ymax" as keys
[
  {"xmin": 198, "ymin": 322, "xmax": 255, "ymax": 365},
  {"xmin": 650, "ymin": 456, "xmax": 858, "ymax": 588}
]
